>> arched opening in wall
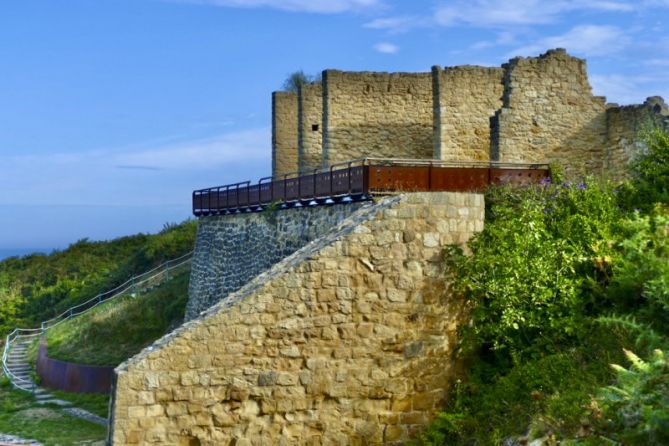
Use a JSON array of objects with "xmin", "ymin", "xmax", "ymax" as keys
[{"xmin": 180, "ymin": 436, "xmax": 201, "ymax": 446}]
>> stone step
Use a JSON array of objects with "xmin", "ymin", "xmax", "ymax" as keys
[
  {"xmin": 38, "ymin": 398, "xmax": 72, "ymax": 407},
  {"xmin": 6, "ymin": 360, "xmax": 29, "ymax": 365}
]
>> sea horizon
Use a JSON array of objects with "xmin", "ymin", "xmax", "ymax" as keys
[{"xmin": 0, "ymin": 248, "xmax": 51, "ymax": 261}]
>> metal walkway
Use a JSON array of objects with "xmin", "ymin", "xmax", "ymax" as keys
[{"xmin": 192, "ymin": 158, "xmax": 550, "ymax": 216}]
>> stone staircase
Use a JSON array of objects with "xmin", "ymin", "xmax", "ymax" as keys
[
  {"xmin": 4, "ymin": 335, "xmax": 108, "ymax": 426},
  {"xmin": 4, "ymin": 335, "xmax": 71, "ymax": 406}
]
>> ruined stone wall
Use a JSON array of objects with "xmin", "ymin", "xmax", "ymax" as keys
[
  {"xmin": 298, "ymin": 82, "xmax": 324, "ymax": 172},
  {"xmin": 323, "ymin": 71, "xmax": 433, "ymax": 165},
  {"xmin": 111, "ymin": 192, "xmax": 485, "ymax": 445},
  {"xmin": 605, "ymin": 96, "xmax": 669, "ymax": 180},
  {"xmin": 272, "ymin": 92, "xmax": 298, "ymax": 177},
  {"xmin": 186, "ymin": 202, "xmax": 367, "ymax": 320},
  {"xmin": 432, "ymin": 66, "xmax": 503, "ymax": 162},
  {"xmin": 492, "ymin": 49, "xmax": 608, "ymax": 175}
]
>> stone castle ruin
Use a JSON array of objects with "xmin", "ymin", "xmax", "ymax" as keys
[
  {"xmin": 273, "ymin": 49, "xmax": 669, "ymax": 179},
  {"xmin": 109, "ymin": 49, "xmax": 668, "ymax": 445}
]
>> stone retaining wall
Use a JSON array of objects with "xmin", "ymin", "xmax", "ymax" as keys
[
  {"xmin": 111, "ymin": 192, "xmax": 485, "ymax": 445},
  {"xmin": 185, "ymin": 202, "xmax": 368, "ymax": 320}
]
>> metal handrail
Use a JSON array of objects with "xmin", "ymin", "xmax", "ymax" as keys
[
  {"xmin": 1, "ymin": 251, "xmax": 194, "ymax": 393},
  {"xmin": 191, "ymin": 157, "xmax": 551, "ymax": 216}
]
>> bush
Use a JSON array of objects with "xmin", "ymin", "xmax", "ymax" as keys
[
  {"xmin": 595, "ymin": 349, "xmax": 669, "ymax": 445},
  {"xmin": 445, "ymin": 179, "xmax": 622, "ymax": 364},
  {"xmin": 618, "ymin": 129, "xmax": 669, "ymax": 211}
]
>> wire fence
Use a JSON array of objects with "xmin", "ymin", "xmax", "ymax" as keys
[{"xmin": 1, "ymin": 251, "xmax": 193, "ymax": 393}]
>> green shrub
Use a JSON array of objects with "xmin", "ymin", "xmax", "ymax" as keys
[
  {"xmin": 445, "ymin": 179, "xmax": 622, "ymax": 364},
  {"xmin": 594, "ymin": 349, "xmax": 669, "ymax": 445},
  {"xmin": 618, "ymin": 129, "xmax": 669, "ymax": 211}
]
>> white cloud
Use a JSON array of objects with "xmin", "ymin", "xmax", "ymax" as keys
[
  {"xmin": 646, "ymin": 58, "xmax": 669, "ymax": 66},
  {"xmin": 373, "ymin": 42, "xmax": 399, "ymax": 54},
  {"xmin": 508, "ymin": 25, "xmax": 628, "ymax": 57},
  {"xmin": 471, "ymin": 31, "xmax": 517, "ymax": 50},
  {"xmin": 590, "ymin": 74, "xmax": 645, "ymax": 104},
  {"xmin": 116, "ymin": 128, "xmax": 269, "ymax": 170},
  {"xmin": 363, "ymin": 15, "xmax": 429, "ymax": 33},
  {"xmin": 0, "ymin": 128, "xmax": 271, "ymax": 206},
  {"xmin": 590, "ymin": 73, "xmax": 669, "ymax": 105},
  {"xmin": 434, "ymin": 0, "xmax": 635, "ymax": 28},
  {"xmin": 168, "ymin": 0, "xmax": 382, "ymax": 13}
]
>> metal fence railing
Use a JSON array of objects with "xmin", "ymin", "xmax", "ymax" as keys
[
  {"xmin": 1, "ymin": 251, "xmax": 193, "ymax": 393},
  {"xmin": 192, "ymin": 158, "xmax": 550, "ymax": 216}
]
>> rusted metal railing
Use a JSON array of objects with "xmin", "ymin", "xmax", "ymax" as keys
[{"xmin": 193, "ymin": 158, "xmax": 550, "ymax": 216}]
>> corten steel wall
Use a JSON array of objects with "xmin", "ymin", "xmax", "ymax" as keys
[
  {"xmin": 605, "ymin": 97, "xmax": 669, "ymax": 180},
  {"xmin": 36, "ymin": 341, "xmax": 113, "ymax": 394},
  {"xmin": 111, "ymin": 192, "xmax": 485, "ymax": 445},
  {"xmin": 186, "ymin": 201, "xmax": 368, "ymax": 320},
  {"xmin": 432, "ymin": 65, "xmax": 504, "ymax": 162},
  {"xmin": 322, "ymin": 70, "xmax": 434, "ymax": 166},
  {"xmin": 272, "ymin": 91, "xmax": 299, "ymax": 177},
  {"xmin": 298, "ymin": 82, "xmax": 324, "ymax": 172},
  {"xmin": 491, "ymin": 49, "xmax": 608, "ymax": 175}
]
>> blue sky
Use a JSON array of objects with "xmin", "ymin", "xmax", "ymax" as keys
[{"xmin": 1, "ymin": 0, "xmax": 668, "ymax": 252}]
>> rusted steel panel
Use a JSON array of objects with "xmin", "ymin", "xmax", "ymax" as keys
[
  {"xmin": 36, "ymin": 340, "xmax": 112, "ymax": 394},
  {"xmin": 368, "ymin": 166, "xmax": 430, "ymax": 192},
  {"xmin": 491, "ymin": 168, "xmax": 549, "ymax": 186},
  {"xmin": 430, "ymin": 167, "xmax": 490, "ymax": 192},
  {"xmin": 191, "ymin": 160, "xmax": 550, "ymax": 215}
]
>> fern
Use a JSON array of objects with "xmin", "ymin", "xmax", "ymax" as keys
[{"xmin": 596, "ymin": 314, "xmax": 665, "ymax": 354}]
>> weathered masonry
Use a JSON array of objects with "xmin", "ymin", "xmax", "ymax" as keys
[
  {"xmin": 109, "ymin": 48, "xmax": 668, "ymax": 445},
  {"xmin": 112, "ymin": 192, "xmax": 484, "ymax": 445},
  {"xmin": 272, "ymin": 49, "xmax": 669, "ymax": 180}
]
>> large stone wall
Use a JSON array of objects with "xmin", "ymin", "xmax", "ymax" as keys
[
  {"xmin": 298, "ymin": 82, "xmax": 324, "ymax": 172},
  {"xmin": 186, "ymin": 202, "xmax": 367, "ymax": 320},
  {"xmin": 322, "ymin": 71, "xmax": 434, "ymax": 165},
  {"xmin": 492, "ymin": 49, "xmax": 608, "ymax": 175},
  {"xmin": 605, "ymin": 96, "xmax": 669, "ymax": 180},
  {"xmin": 271, "ymin": 49, "xmax": 665, "ymax": 178},
  {"xmin": 272, "ymin": 92, "xmax": 299, "ymax": 177},
  {"xmin": 432, "ymin": 66, "xmax": 503, "ymax": 162},
  {"xmin": 111, "ymin": 192, "xmax": 485, "ymax": 445}
]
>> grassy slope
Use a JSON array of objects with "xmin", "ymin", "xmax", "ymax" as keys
[
  {"xmin": 0, "ymin": 220, "xmax": 196, "ymax": 337},
  {"xmin": 0, "ymin": 380, "xmax": 106, "ymax": 445},
  {"xmin": 45, "ymin": 270, "xmax": 190, "ymax": 367}
]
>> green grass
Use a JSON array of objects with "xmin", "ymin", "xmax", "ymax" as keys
[
  {"xmin": 45, "ymin": 270, "xmax": 190, "ymax": 366},
  {"xmin": 50, "ymin": 390, "xmax": 110, "ymax": 419},
  {"xmin": 0, "ymin": 378, "xmax": 106, "ymax": 445}
]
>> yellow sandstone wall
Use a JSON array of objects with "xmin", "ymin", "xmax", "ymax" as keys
[
  {"xmin": 111, "ymin": 192, "xmax": 485, "ymax": 446},
  {"xmin": 272, "ymin": 91, "xmax": 299, "ymax": 177},
  {"xmin": 322, "ymin": 71, "xmax": 434, "ymax": 166},
  {"xmin": 492, "ymin": 49, "xmax": 608, "ymax": 175},
  {"xmin": 432, "ymin": 66, "xmax": 503, "ymax": 162},
  {"xmin": 605, "ymin": 97, "xmax": 669, "ymax": 180},
  {"xmin": 298, "ymin": 82, "xmax": 324, "ymax": 172}
]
